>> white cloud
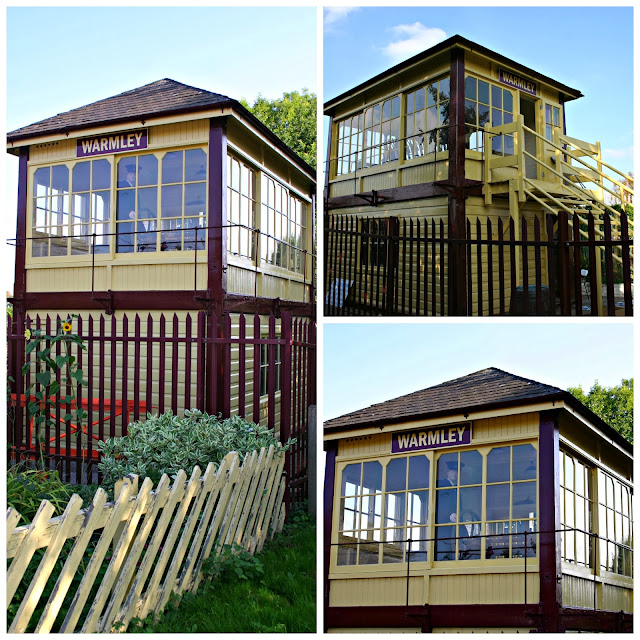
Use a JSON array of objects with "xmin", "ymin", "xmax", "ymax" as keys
[
  {"xmin": 381, "ymin": 24, "xmax": 447, "ymax": 64},
  {"xmin": 324, "ymin": 7, "xmax": 359, "ymax": 28}
]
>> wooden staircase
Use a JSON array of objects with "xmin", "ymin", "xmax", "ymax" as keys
[{"xmin": 483, "ymin": 116, "xmax": 633, "ymax": 312}]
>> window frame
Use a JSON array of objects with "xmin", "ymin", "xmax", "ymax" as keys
[
  {"xmin": 332, "ymin": 438, "xmax": 539, "ymax": 573},
  {"xmin": 27, "ymin": 145, "xmax": 209, "ymax": 262}
]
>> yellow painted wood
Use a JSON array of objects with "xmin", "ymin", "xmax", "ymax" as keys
[
  {"xmin": 7, "ymin": 500, "xmax": 56, "ymax": 605},
  {"xmin": 34, "ymin": 488, "xmax": 109, "ymax": 633},
  {"xmin": 7, "ymin": 449, "xmax": 286, "ymax": 633},
  {"xmin": 9, "ymin": 495, "xmax": 84, "ymax": 633},
  {"xmin": 329, "ymin": 577, "xmax": 424, "ymax": 606}
]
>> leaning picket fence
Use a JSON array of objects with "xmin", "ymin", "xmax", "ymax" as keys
[{"xmin": 7, "ymin": 446, "xmax": 286, "ymax": 633}]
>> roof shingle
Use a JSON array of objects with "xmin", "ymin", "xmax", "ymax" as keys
[
  {"xmin": 7, "ymin": 79, "xmax": 233, "ymax": 141},
  {"xmin": 325, "ymin": 367, "xmax": 566, "ymax": 431}
]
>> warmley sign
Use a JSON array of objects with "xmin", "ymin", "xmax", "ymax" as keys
[
  {"xmin": 498, "ymin": 69, "xmax": 537, "ymax": 96},
  {"xmin": 77, "ymin": 129, "xmax": 148, "ymax": 158},
  {"xmin": 391, "ymin": 422, "xmax": 472, "ymax": 453}
]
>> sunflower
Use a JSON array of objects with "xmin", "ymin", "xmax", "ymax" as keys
[
  {"xmin": 61, "ymin": 321, "xmax": 72, "ymax": 333},
  {"xmin": 24, "ymin": 328, "xmax": 31, "ymax": 340}
]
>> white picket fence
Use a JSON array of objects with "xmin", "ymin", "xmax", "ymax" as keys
[{"xmin": 6, "ymin": 445, "xmax": 286, "ymax": 633}]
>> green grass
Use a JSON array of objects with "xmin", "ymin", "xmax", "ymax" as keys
[{"xmin": 127, "ymin": 509, "xmax": 316, "ymax": 634}]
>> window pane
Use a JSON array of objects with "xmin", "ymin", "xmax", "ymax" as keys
[
  {"xmin": 486, "ymin": 484, "xmax": 510, "ymax": 520},
  {"xmin": 382, "ymin": 100, "xmax": 391, "ymax": 121},
  {"xmin": 459, "ymin": 521, "xmax": 482, "ymax": 560},
  {"xmin": 73, "ymin": 162, "xmax": 91, "ymax": 192},
  {"xmin": 465, "ymin": 100, "xmax": 477, "ymax": 125},
  {"xmin": 391, "ymin": 96, "xmax": 401, "ymax": 118},
  {"xmin": 363, "ymin": 461, "xmax": 382, "ymax": 494},
  {"xmin": 486, "ymin": 521, "xmax": 509, "ymax": 559},
  {"xmin": 407, "ymin": 490, "xmax": 429, "ymax": 526},
  {"xmin": 513, "ymin": 444, "xmax": 537, "ymax": 480},
  {"xmin": 138, "ymin": 154, "xmax": 158, "ymax": 186},
  {"xmin": 565, "ymin": 456, "xmax": 574, "ymax": 490},
  {"xmin": 465, "ymin": 76, "xmax": 477, "ymax": 101},
  {"xmin": 162, "ymin": 151, "xmax": 183, "ymax": 184},
  {"xmin": 439, "ymin": 77, "xmax": 450, "ymax": 101},
  {"xmin": 408, "ymin": 455, "xmax": 429, "ymax": 489},
  {"xmin": 459, "ymin": 486, "xmax": 481, "ymax": 522},
  {"xmin": 92, "ymin": 159, "xmax": 111, "ymax": 190},
  {"xmin": 52, "ymin": 165, "xmax": 69, "ymax": 193},
  {"xmin": 427, "ymin": 83, "xmax": 437, "ymax": 107},
  {"xmin": 185, "ymin": 182, "xmax": 207, "ymax": 217},
  {"xmin": 460, "ymin": 450, "xmax": 482, "ymax": 485},
  {"xmin": 488, "ymin": 446, "xmax": 510, "ymax": 483},
  {"xmin": 415, "ymin": 88, "xmax": 425, "ymax": 112},
  {"xmin": 407, "ymin": 526, "xmax": 428, "ymax": 562},
  {"xmin": 512, "ymin": 481, "xmax": 536, "ymax": 519},
  {"xmin": 435, "ymin": 526, "xmax": 456, "ymax": 561},
  {"xmin": 426, "ymin": 106, "xmax": 438, "ymax": 132},
  {"xmin": 340, "ymin": 496, "xmax": 358, "ymax": 531},
  {"xmin": 386, "ymin": 458, "xmax": 407, "ymax": 491},
  {"xmin": 437, "ymin": 452, "xmax": 459, "ymax": 486},
  {"xmin": 385, "ymin": 492, "xmax": 405, "ymax": 529},
  {"xmin": 478, "ymin": 104, "xmax": 490, "ymax": 128},
  {"xmin": 491, "ymin": 108, "xmax": 502, "ymax": 127},
  {"xmin": 383, "ymin": 529, "xmax": 405, "ymax": 563},
  {"xmin": 503, "ymin": 90, "xmax": 513, "ymax": 113},
  {"xmin": 34, "ymin": 167, "xmax": 50, "ymax": 197},
  {"xmin": 406, "ymin": 92, "xmax": 414, "ymax": 115},
  {"xmin": 162, "ymin": 185, "xmax": 182, "ymax": 218},
  {"xmin": 436, "ymin": 488, "xmax": 457, "ymax": 524},
  {"xmin": 491, "ymin": 85, "xmax": 502, "ymax": 109},
  {"xmin": 372, "ymin": 104, "xmax": 381, "ymax": 125},
  {"xmin": 341, "ymin": 463, "xmax": 361, "ymax": 496},
  {"xmin": 478, "ymin": 80, "xmax": 489, "ymax": 105}
]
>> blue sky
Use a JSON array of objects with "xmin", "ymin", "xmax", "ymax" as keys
[
  {"xmin": 323, "ymin": 322, "xmax": 634, "ymax": 420},
  {"xmin": 2, "ymin": 6, "xmax": 317, "ymax": 295},
  {"xmin": 323, "ymin": 6, "xmax": 634, "ymax": 176}
]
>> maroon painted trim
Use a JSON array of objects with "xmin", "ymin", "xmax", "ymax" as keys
[
  {"xmin": 539, "ymin": 409, "xmax": 561, "ymax": 632},
  {"xmin": 326, "ymin": 605, "xmax": 632, "ymax": 633},
  {"xmin": 208, "ymin": 117, "xmax": 228, "ymax": 311},
  {"xmin": 324, "ymin": 114, "xmax": 333, "ymax": 195},
  {"xmin": 447, "ymin": 46, "xmax": 467, "ymax": 316},
  {"xmin": 223, "ymin": 294, "xmax": 314, "ymax": 317},
  {"xmin": 326, "ymin": 182, "xmax": 452, "ymax": 210},
  {"xmin": 12, "ymin": 149, "xmax": 29, "ymax": 313},
  {"xmin": 323, "ymin": 441, "xmax": 338, "ymax": 632},
  {"xmin": 21, "ymin": 290, "xmax": 209, "ymax": 311},
  {"xmin": 326, "ymin": 604, "xmax": 536, "ymax": 631}
]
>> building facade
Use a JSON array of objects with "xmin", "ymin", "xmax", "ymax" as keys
[
  {"xmin": 7, "ymin": 79, "xmax": 316, "ymax": 470},
  {"xmin": 323, "ymin": 368, "xmax": 633, "ymax": 632},
  {"xmin": 324, "ymin": 36, "xmax": 633, "ymax": 316}
]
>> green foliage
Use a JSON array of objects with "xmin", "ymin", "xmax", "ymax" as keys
[
  {"xmin": 568, "ymin": 378, "xmax": 633, "ymax": 443},
  {"xmin": 7, "ymin": 463, "xmax": 73, "ymax": 523},
  {"xmin": 98, "ymin": 410, "xmax": 294, "ymax": 486},
  {"xmin": 241, "ymin": 89, "xmax": 317, "ymax": 169},
  {"xmin": 22, "ymin": 316, "xmax": 87, "ymax": 442},
  {"xmin": 202, "ymin": 544, "xmax": 265, "ymax": 584}
]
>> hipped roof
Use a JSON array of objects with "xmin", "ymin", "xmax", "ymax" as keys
[
  {"xmin": 325, "ymin": 34, "xmax": 583, "ymax": 116},
  {"xmin": 7, "ymin": 79, "xmax": 315, "ymax": 179},
  {"xmin": 324, "ymin": 367, "xmax": 632, "ymax": 454}
]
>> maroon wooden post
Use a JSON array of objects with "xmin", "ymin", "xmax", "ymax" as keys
[
  {"xmin": 385, "ymin": 217, "xmax": 399, "ymax": 314},
  {"xmin": 324, "ymin": 441, "xmax": 338, "ymax": 632},
  {"xmin": 280, "ymin": 312, "xmax": 293, "ymax": 510},
  {"xmin": 12, "ymin": 149, "xmax": 29, "ymax": 316},
  {"xmin": 206, "ymin": 117, "xmax": 229, "ymax": 414},
  {"xmin": 620, "ymin": 212, "xmax": 632, "ymax": 315},
  {"xmin": 539, "ymin": 409, "xmax": 561, "ymax": 632},
  {"xmin": 447, "ymin": 46, "xmax": 467, "ymax": 316}
]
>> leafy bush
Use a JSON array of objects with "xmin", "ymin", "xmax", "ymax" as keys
[
  {"xmin": 98, "ymin": 410, "xmax": 293, "ymax": 486},
  {"xmin": 202, "ymin": 544, "xmax": 265, "ymax": 584},
  {"xmin": 7, "ymin": 464, "xmax": 73, "ymax": 524}
]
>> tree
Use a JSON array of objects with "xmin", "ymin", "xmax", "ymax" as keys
[
  {"xmin": 568, "ymin": 379, "xmax": 633, "ymax": 443},
  {"xmin": 241, "ymin": 89, "xmax": 317, "ymax": 169}
]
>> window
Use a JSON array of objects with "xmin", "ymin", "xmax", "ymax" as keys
[
  {"xmin": 227, "ymin": 156, "xmax": 255, "ymax": 259},
  {"xmin": 545, "ymin": 104, "xmax": 561, "ymax": 142},
  {"xmin": 32, "ymin": 165, "xmax": 71, "ymax": 257},
  {"xmin": 560, "ymin": 450, "xmax": 594, "ymax": 568},
  {"xmin": 405, "ymin": 76, "xmax": 450, "ymax": 160},
  {"xmin": 337, "ymin": 456, "xmax": 430, "ymax": 566},
  {"xmin": 259, "ymin": 339, "xmax": 281, "ymax": 397},
  {"xmin": 598, "ymin": 470, "xmax": 633, "ymax": 576},
  {"xmin": 464, "ymin": 76, "xmax": 514, "ymax": 155},
  {"xmin": 260, "ymin": 175, "xmax": 306, "ymax": 272},
  {"xmin": 484, "ymin": 444, "xmax": 537, "ymax": 559},
  {"xmin": 117, "ymin": 149, "xmax": 206, "ymax": 253},
  {"xmin": 334, "ymin": 96, "xmax": 401, "ymax": 176},
  {"xmin": 435, "ymin": 450, "xmax": 483, "ymax": 560},
  {"xmin": 360, "ymin": 219, "xmax": 388, "ymax": 268}
]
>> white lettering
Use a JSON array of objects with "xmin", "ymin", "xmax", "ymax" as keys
[
  {"xmin": 409, "ymin": 434, "xmax": 418, "ymax": 448},
  {"xmin": 109, "ymin": 137, "xmax": 120, "ymax": 150},
  {"xmin": 457, "ymin": 426, "xmax": 466, "ymax": 440},
  {"xmin": 397, "ymin": 434, "xmax": 411, "ymax": 449},
  {"xmin": 428, "ymin": 431, "xmax": 440, "ymax": 446},
  {"xmin": 81, "ymin": 140, "xmax": 93, "ymax": 154},
  {"xmin": 127, "ymin": 133, "xmax": 135, "ymax": 147},
  {"xmin": 418, "ymin": 432, "xmax": 427, "ymax": 447},
  {"xmin": 92, "ymin": 140, "xmax": 100, "ymax": 153},
  {"xmin": 448, "ymin": 427, "xmax": 456, "ymax": 442},
  {"xmin": 100, "ymin": 138, "xmax": 108, "ymax": 152},
  {"xmin": 134, "ymin": 131, "xmax": 143, "ymax": 145}
]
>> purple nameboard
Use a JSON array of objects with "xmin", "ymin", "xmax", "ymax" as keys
[
  {"xmin": 498, "ymin": 69, "xmax": 537, "ymax": 96},
  {"xmin": 77, "ymin": 129, "xmax": 148, "ymax": 158},
  {"xmin": 391, "ymin": 422, "xmax": 472, "ymax": 453}
]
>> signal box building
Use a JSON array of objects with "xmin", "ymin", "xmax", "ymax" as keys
[
  {"xmin": 324, "ymin": 36, "xmax": 633, "ymax": 316},
  {"xmin": 7, "ymin": 80, "xmax": 316, "ymax": 441},
  {"xmin": 323, "ymin": 369, "xmax": 633, "ymax": 633}
]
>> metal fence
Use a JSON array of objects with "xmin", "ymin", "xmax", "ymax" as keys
[
  {"xmin": 7, "ymin": 310, "xmax": 315, "ymax": 509},
  {"xmin": 324, "ymin": 211, "xmax": 633, "ymax": 316}
]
